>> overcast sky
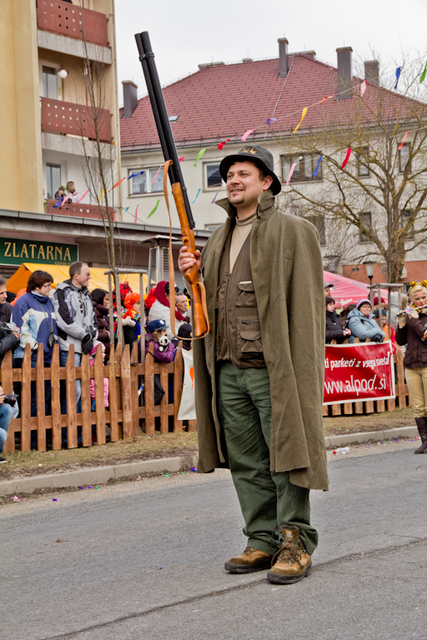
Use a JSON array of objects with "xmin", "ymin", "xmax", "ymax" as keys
[{"xmin": 114, "ymin": 0, "xmax": 427, "ymax": 105}]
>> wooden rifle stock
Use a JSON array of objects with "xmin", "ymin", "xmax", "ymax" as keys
[{"xmin": 171, "ymin": 183, "xmax": 209, "ymax": 337}]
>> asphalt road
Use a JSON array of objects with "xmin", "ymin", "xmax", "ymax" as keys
[{"xmin": 2, "ymin": 444, "xmax": 427, "ymax": 640}]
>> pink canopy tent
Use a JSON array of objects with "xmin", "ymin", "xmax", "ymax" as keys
[{"xmin": 323, "ymin": 271, "xmax": 388, "ymax": 307}]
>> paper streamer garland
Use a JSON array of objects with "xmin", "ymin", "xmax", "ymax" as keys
[
  {"xmin": 152, "ymin": 165, "xmax": 162, "ymax": 184},
  {"xmin": 266, "ymin": 118, "xmax": 278, "ymax": 127},
  {"xmin": 97, "ymin": 188, "xmax": 104, "ymax": 202},
  {"xmin": 179, "ymin": 156, "xmax": 185, "ymax": 162},
  {"xmin": 360, "ymin": 81, "xmax": 367, "ymax": 97},
  {"xmin": 191, "ymin": 189, "xmax": 201, "ymax": 204},
  {"xmin": 76, "ymin": 189, "xmax": 89, "ymax": 203},
  {"xmin": 134, "ymin": 204, "xmax": 139, "ymax": 224},
  {"xmin": 340, "ymin": 148, "xmax": 352, "ymax": 170},
  {"xmin": 394, "ymin": 67, "xmax": 401, "ymax": 90},
  {"xmin": 241, "ymin": 129, "xmax": 254, "ymax": 142},
  {"xmin": 398, "ymin": 131, "xmax": 409, "ymax": 150},
  {"xmin": 109, "ymin": 177, "xmax": 126, "ymax": 192},
  {"xmin": 147, "ymin": 199, "xmax": 161, "ymax": 218},
  {"xmin": 128, "ymin": 170, "xmax": 144, "ymax": 180},
  {"xmin": 286, "ymin": 163, "xmax": 297, "ymax": 186},
  {"xmin": 53, "ymin": 197, "xmax": 63, "ymax": 208},
  {"xmin": 218, "ymin": 139, "xmax": 230, "ymax": 150},
  {"xmin": 211, "ymin": 186, "xmax": 221, "ymax": 204},
  {"xmin": 293, "ymin": 107, "xmax": 307, "ymax": 133},
  {"xmin": 312, "ymin": 155, "xmax": 323, "ymax": 177},
  {"xmin": 420, "ymin": 62, "xmax": 427, "ymax": 84},
  {"xmin": 194, "ymin": 148, "xmax": 206, "ymax": 167}
]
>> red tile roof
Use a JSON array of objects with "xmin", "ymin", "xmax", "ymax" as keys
[{"xmin": 120, "ymin": 54, "xmax": 422, "ymax": 151}]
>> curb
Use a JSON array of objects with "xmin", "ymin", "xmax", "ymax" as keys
[
  {"xmin": 0, "ymin": 453, "xmax": 198, "ymax": 497},
  {"xmin": 0, "ymin": 427, "xmax": 418, "ymax": 497}
]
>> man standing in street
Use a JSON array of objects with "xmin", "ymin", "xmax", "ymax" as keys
[
  {"xmin": 178, "ymin": 145, "xmax": 328, "ymax": 584},
  {"xmin": 53, "ymin": 262, "xmax": 98, "ymax": 406},
  {"xmin": 0, "ymin": 277, "xmax": 13, "ymax": 324}
]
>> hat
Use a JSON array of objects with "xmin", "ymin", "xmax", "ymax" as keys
[
  {"xmin": 373, "ymin": 296, "xmax": 386, "ymax": 305},
  {"xmin": 373, "ymin": 309, "xmax": 386, "ymax": 318},
  {"xmin": 324, "ymin": 283, "xmax": 334, "ymax": 289},
  {"xmin": 219, "ymin": 145, "xmax": 282, "ymax": 196},
  {"xmin": 147, "ymin": 318, "xmax": 168, "ymax": 333},
  {"xmin": 356, "ymin": 298, "xmax": 372, "ymax": 310}
]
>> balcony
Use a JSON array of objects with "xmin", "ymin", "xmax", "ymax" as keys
[
  {"xmin": 37, "ymin": 0, "xmax": 109, "ymax": 48},
  {"xmin": 45, "ymin": 200, "xmax": 116, "ymax": 220},
  {"xmin": 41, "ymin": 97, "xmax": 112, "ymax": 143}
]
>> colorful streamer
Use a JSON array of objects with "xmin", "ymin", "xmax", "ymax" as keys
[
  {"xmin": 211, "ymin": 186, "xmax": 221, "ymax": 204},
  {"xmin": 134, "ymin": 204, "xmax": 139, "ymax": 224},
  {"xmin": 191, "ymin": 189, "xmax": 201, "ymax": 204},
  {"xmin": 360, "ymin": 81, "xmax": 367, "ymax": 97},
  {"xmin": 241, "ymin": 129, "xmax": 254, "ymax": 142},
  {"xmin": 293, "ymin": 107, "xmax": 307, "ymax": 133},
  {"xmin": 286, "ymin": 163, "xmax": 297, "ymax": 186},
  {"xmin": 265, "ymin": 118, "xmax": 278, "ymax": 127},
  {"xmin": 76, "ymin": 189, "xmax": 89, "ymax": 203},
  {"xmin": 398, "ymin": 131, "xmax": 409, "ymax": 150},
  {"xmin": 109, "ymin": 177, "xmax": 126, "ymax": 192},
  {"xmin": 53, "ymin": 197, "xmax": 63, "ymax": 208},
  {"xmin": 147, "ymin": 199, "xmax": 161, "ymax": 218},
  {"xmin": 179, "ymin": 156, "xmax": 185, "ymax": 162},
  {"xmin": 218, "ymin": 139, "xmax": 230, "ymax": 150},
  {"xmin": 152, "ymin": 165, "xmax": 162, "ymax": 184},
  {"xmin": 312, "ymin": 155, "xmax": 323, "ymax": 178},
  {"xmin": 125, "ymin": 207, "xmax": 130, "ymax": 212},
  {"xmin": 127, "ymin": 170, "xmax": 144, "ymax": 180},
  {"xmin": 340, "ymin": 148, "xmax": 352, "ymax": 170},
  {"xmin": 369, "ymin": 140, "xmax": 379, "ymax": 150},
  {"xmin": 97, "ymin": 188, "xmax": 104, "ymax": 202},
  {"xmin": 420, "ymin": 62, "xmax": 427, "ymax": 84},
  {"xmin": 394, "ymin": 67, "xmax": 401, "ymax": 90},
  {"xmin": 193, "ymin": 148, "xmax": 207, "ymax": 167}
]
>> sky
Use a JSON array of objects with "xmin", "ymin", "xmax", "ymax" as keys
[{"xmin": 114, "ymin": 0, "xmax": 427, "ymax": 105}]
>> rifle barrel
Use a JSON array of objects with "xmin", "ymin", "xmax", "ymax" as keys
[{"xmin": 135, "ymin": 31, "xmax": 195, "ymax": 229}]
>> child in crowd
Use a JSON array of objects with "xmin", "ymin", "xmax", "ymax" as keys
[{"xmin": 145, "ymin": 319, "xmax": 175, "ymax": 363}]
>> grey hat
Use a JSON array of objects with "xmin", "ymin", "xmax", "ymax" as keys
[{"xmin": 219, "ymin": 145, "xmax": 282, "ymax": 196}]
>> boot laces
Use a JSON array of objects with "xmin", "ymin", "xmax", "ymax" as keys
[{"xmin": 271, "ymin": 542, "xmax": 303, "ymax": 567}]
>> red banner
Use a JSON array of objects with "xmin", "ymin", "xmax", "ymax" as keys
[{"xmin": 324, "ymin": 341, "xmax": 395, "ymax": 404}]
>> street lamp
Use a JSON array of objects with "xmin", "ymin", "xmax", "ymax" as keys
[{"xmin": 365, "ymin": 261, "xmax": 374, "ymax": 285}]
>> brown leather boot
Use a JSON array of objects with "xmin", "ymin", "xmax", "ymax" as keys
[
  {"xmin": 267, "ymin": 525, "xmax": 312, "ymax": 584},
  {"xmin": 225, "ymin": 547, "xmax": 273, "ymax": 574},
  {"xmin": 414, "ymin": 417, "xmax": 427, "ymax": 454}
]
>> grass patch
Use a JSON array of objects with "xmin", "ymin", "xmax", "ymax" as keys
[{"xmin": 323, "ymin": 406, "xmax": 414, "ymax": 436}]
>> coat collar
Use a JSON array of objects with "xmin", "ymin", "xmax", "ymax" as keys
[{"xmin": 215, "ymin": 189, "xmax": 276, "ymax": 220}]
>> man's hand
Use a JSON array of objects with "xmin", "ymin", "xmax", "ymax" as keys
[
  {"xmin": 343, "ymin": 328, "xmax": 351, "ymax": 336},
  {"xmin": 178, "ymin": 246, "xmax": 201, "ymax": 276},
  {"xmin": 81, "ymin": 332, "xmax": 94, "ymax": 355},
  {"xmin": 0, "ymin": 386, "xmax": 4, "ymax": 405},
  {"xmin": 12, "ymin": 327, "xmax": 20, "ymax": 339}
]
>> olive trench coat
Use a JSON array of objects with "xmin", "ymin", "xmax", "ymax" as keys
[{"xmin": 193, "ymin": 191, "xmax": 329, "ymax": 491}]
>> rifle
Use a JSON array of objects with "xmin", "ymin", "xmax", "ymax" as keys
[{"xmin": 135, "ymin": 31, "xmax": 210, "ymax": 338}]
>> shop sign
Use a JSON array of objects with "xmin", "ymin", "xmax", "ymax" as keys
[{"xmin": 0, "ymin": 238, "xmax": 78, "ymax": 265}]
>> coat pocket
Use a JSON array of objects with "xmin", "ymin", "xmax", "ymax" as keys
[
  {"xmin": 236, "ymin": 281, "xmax": 257, "ymax": 307},
  {"xmin": 237, "ymin": 316, "xmax": 263, "ymax": 357}
]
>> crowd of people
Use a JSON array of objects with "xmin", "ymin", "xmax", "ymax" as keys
[{"xmin": 0, "ymin": 263, "xmax": 193, "ymax": 461}]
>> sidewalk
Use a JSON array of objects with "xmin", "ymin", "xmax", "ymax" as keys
[{"xmin": 0, "ymin": 425, "xmax": 418, "ymax": 497}]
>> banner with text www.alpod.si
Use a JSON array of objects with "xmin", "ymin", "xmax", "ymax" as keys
[{"xmin": 323, "ymin": 341, "xmax": 395, "ymax": 405}]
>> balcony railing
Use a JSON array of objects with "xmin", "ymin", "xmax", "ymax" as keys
[
  {"xmin": 37, "ymin": 0, "xmax": 109, "ymax": 47},
  {"xmin": 41, "ymin": 97, "xmax": 112, "ymax": 143},
  {"xmin": 45, "ymin": 200, "xmax": 116, "ymax": 220}
]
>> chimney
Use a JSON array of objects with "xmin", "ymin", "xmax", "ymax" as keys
[
  {"xmin": 336, "ymin": 47, "xmax": 353, "ymax": 100},
  {"xmin": 278, "ymin": 37, "xmax": 289, "ymax": 78},
  {"xmin": 364, "ymin": 60, "xmax": 379, "ymax": 84},
  {"xmin": 122, "ymin": 81, "xmax": 138, "ymax": 118}
]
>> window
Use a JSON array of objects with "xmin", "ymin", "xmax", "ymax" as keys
[
  {"xmin": 356, "ymin": 147, "xmax": 370, "ymax": 177},
  {"xmin": 399, "ymin": 143, "xmax": 411, "ymax": 173},
  {"xmin": 46, "ymin": 163, "xmax": 61, "ymax": 200},
  {"xmin": 42, "ymin": 66, "xmax": 58, "ymax": 99},
  {"xmin": 205, "ymin": 163, "xmax": 224, "ymax": 189},
  {"xmin": 281, "ymin": 153, "xmax": 322, "ymax": 183},
  {"xmin": 311, "ymin": 215, "xmax": 326, "ymax": 245},
  {"xmin": 128, "ymin": 168, "xmax": 163, "ymax": 195},
  {"xmin": 401, "ymin": 210, "xmax": 415, "ymax": 238},
  {"xmin": 359, "ymin": 212, "xmax": 372, "ymax": 243},
  {"xmin": 205, "ymin": 223, "xmax": 222, "ymax": 232}
]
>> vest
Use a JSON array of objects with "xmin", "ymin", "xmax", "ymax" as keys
[{"xmin": 216, "ymin": 228, "xmax": 266, "ymax": 369}]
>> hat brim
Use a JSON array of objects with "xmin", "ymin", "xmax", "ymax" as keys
[{"xmin": 219, "ymin": 154, "xmax": 282, "ymax": 196}]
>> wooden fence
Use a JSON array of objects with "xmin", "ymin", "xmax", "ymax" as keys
[
  {"xmin": 0, "ymin": 342, "xmax": 196, "ymax": 453},
  {"xmin": 323, "ymin": 338, "xmax": 410, "ymax": 417}
]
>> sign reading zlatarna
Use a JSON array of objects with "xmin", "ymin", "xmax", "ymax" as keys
[{"xmin": 0, "ymin": 239, "xmax": 78, "ymax": 266}]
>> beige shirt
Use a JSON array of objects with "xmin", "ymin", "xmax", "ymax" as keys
[{"xmin": 229, "ymin": 212, "xmax": 257, "ymax": 272}]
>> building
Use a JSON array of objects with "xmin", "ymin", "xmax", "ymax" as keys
[{"xmin": 120, "ymin": 38, "xmax": 427, "ymax": 286}]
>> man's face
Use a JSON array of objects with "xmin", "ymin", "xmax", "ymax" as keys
[
  {"xmin": 0, "ymin": 285, "xmax": 7, "ymax": 305},
  {"xmin": 176, "ymin": 294, "xmax": 188, "ymax": 314},
  {"xmin": 226, "ymin": 161, "xmax": 272, "ymax": 213},
  {"xmin": 324, "ymin": 286, "xmax": 331, "ymax": 297},
  {"xmin": 74, "ymin": 264, "xmax": 91, "ymax": 288}
]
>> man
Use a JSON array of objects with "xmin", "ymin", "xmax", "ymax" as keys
[
  {"xmin": 0, "ymin": 277, "xmax": 13, "ymax": 324},
  {"xmin": 176, "ymin": 292, "xmax": 190, "ymax": 322},
  {"xmin": 53, "ymin": 262, "xmax": 98, "ymax": 405},
  {"xmin": 324, "ymin": 283, "xmax": 334, "ymax": 297},
  {"xmin": 178, "ymin": 145, "xmax": 328, "ymax": 585}
]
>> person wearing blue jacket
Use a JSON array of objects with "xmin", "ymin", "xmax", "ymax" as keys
[{"xmin": 347, "ymin": 298, "xmax": 385, "ymax": 343}]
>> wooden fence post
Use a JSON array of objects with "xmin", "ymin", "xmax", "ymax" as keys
[
  {"xmin": 36, "ymin": 344, "xmax": 46, "ymax": 451},
  {"xmin": 20, "ymin": 344, "xmax": 32, "ymax": 451},
  {"xmin": 1, "ymin": 350, "xmax": 15, "ymax": 454},
  {"xmin": 80, "ymin": 351, "xmax": 92, "ymax": 447},
  {"xmin": 120, "ymin": 344, "xmax": 133, "ymax": 440},
  {"xmin": 144, "ymin": 343, "xmax": 155, "ymax": 435},
  {"xmin": 108, "ymin": 343, "xmax": 119, "ymax": 442},
  {"xmin": 130, "ymin": 342, "xmax": 140, "ymax": 437},
  {"xmin": 50, "ymin": 344, "xmax": 62, "ymax": 450},
  {"xmin": 65, "ymin": 344, "xmax": 78, "ymax": 448},
  {"xmin": 94, "ymin": 344, "xmax": 106, "ymax": 445}
]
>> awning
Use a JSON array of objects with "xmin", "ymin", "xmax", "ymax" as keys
[
  {"xmin": 324, "ymin": 270, "xmax": 388, "ymax": 306},
  {"xmin": 6, "ymin": 263, "xmax": 148, "ymax": 295}
]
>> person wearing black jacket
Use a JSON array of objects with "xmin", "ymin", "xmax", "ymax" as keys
[
  {"xmin": 325, "ymin": 297, "xmax": 351, "ymax": 344},
  {"xmin": 0, "ymin": 321, "xmax": 20, "ymax": 462}
]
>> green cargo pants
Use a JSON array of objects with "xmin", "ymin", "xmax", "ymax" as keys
[{"xmin": 218, "ymin": 361, "xmax": 318, "ymax": 556}]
